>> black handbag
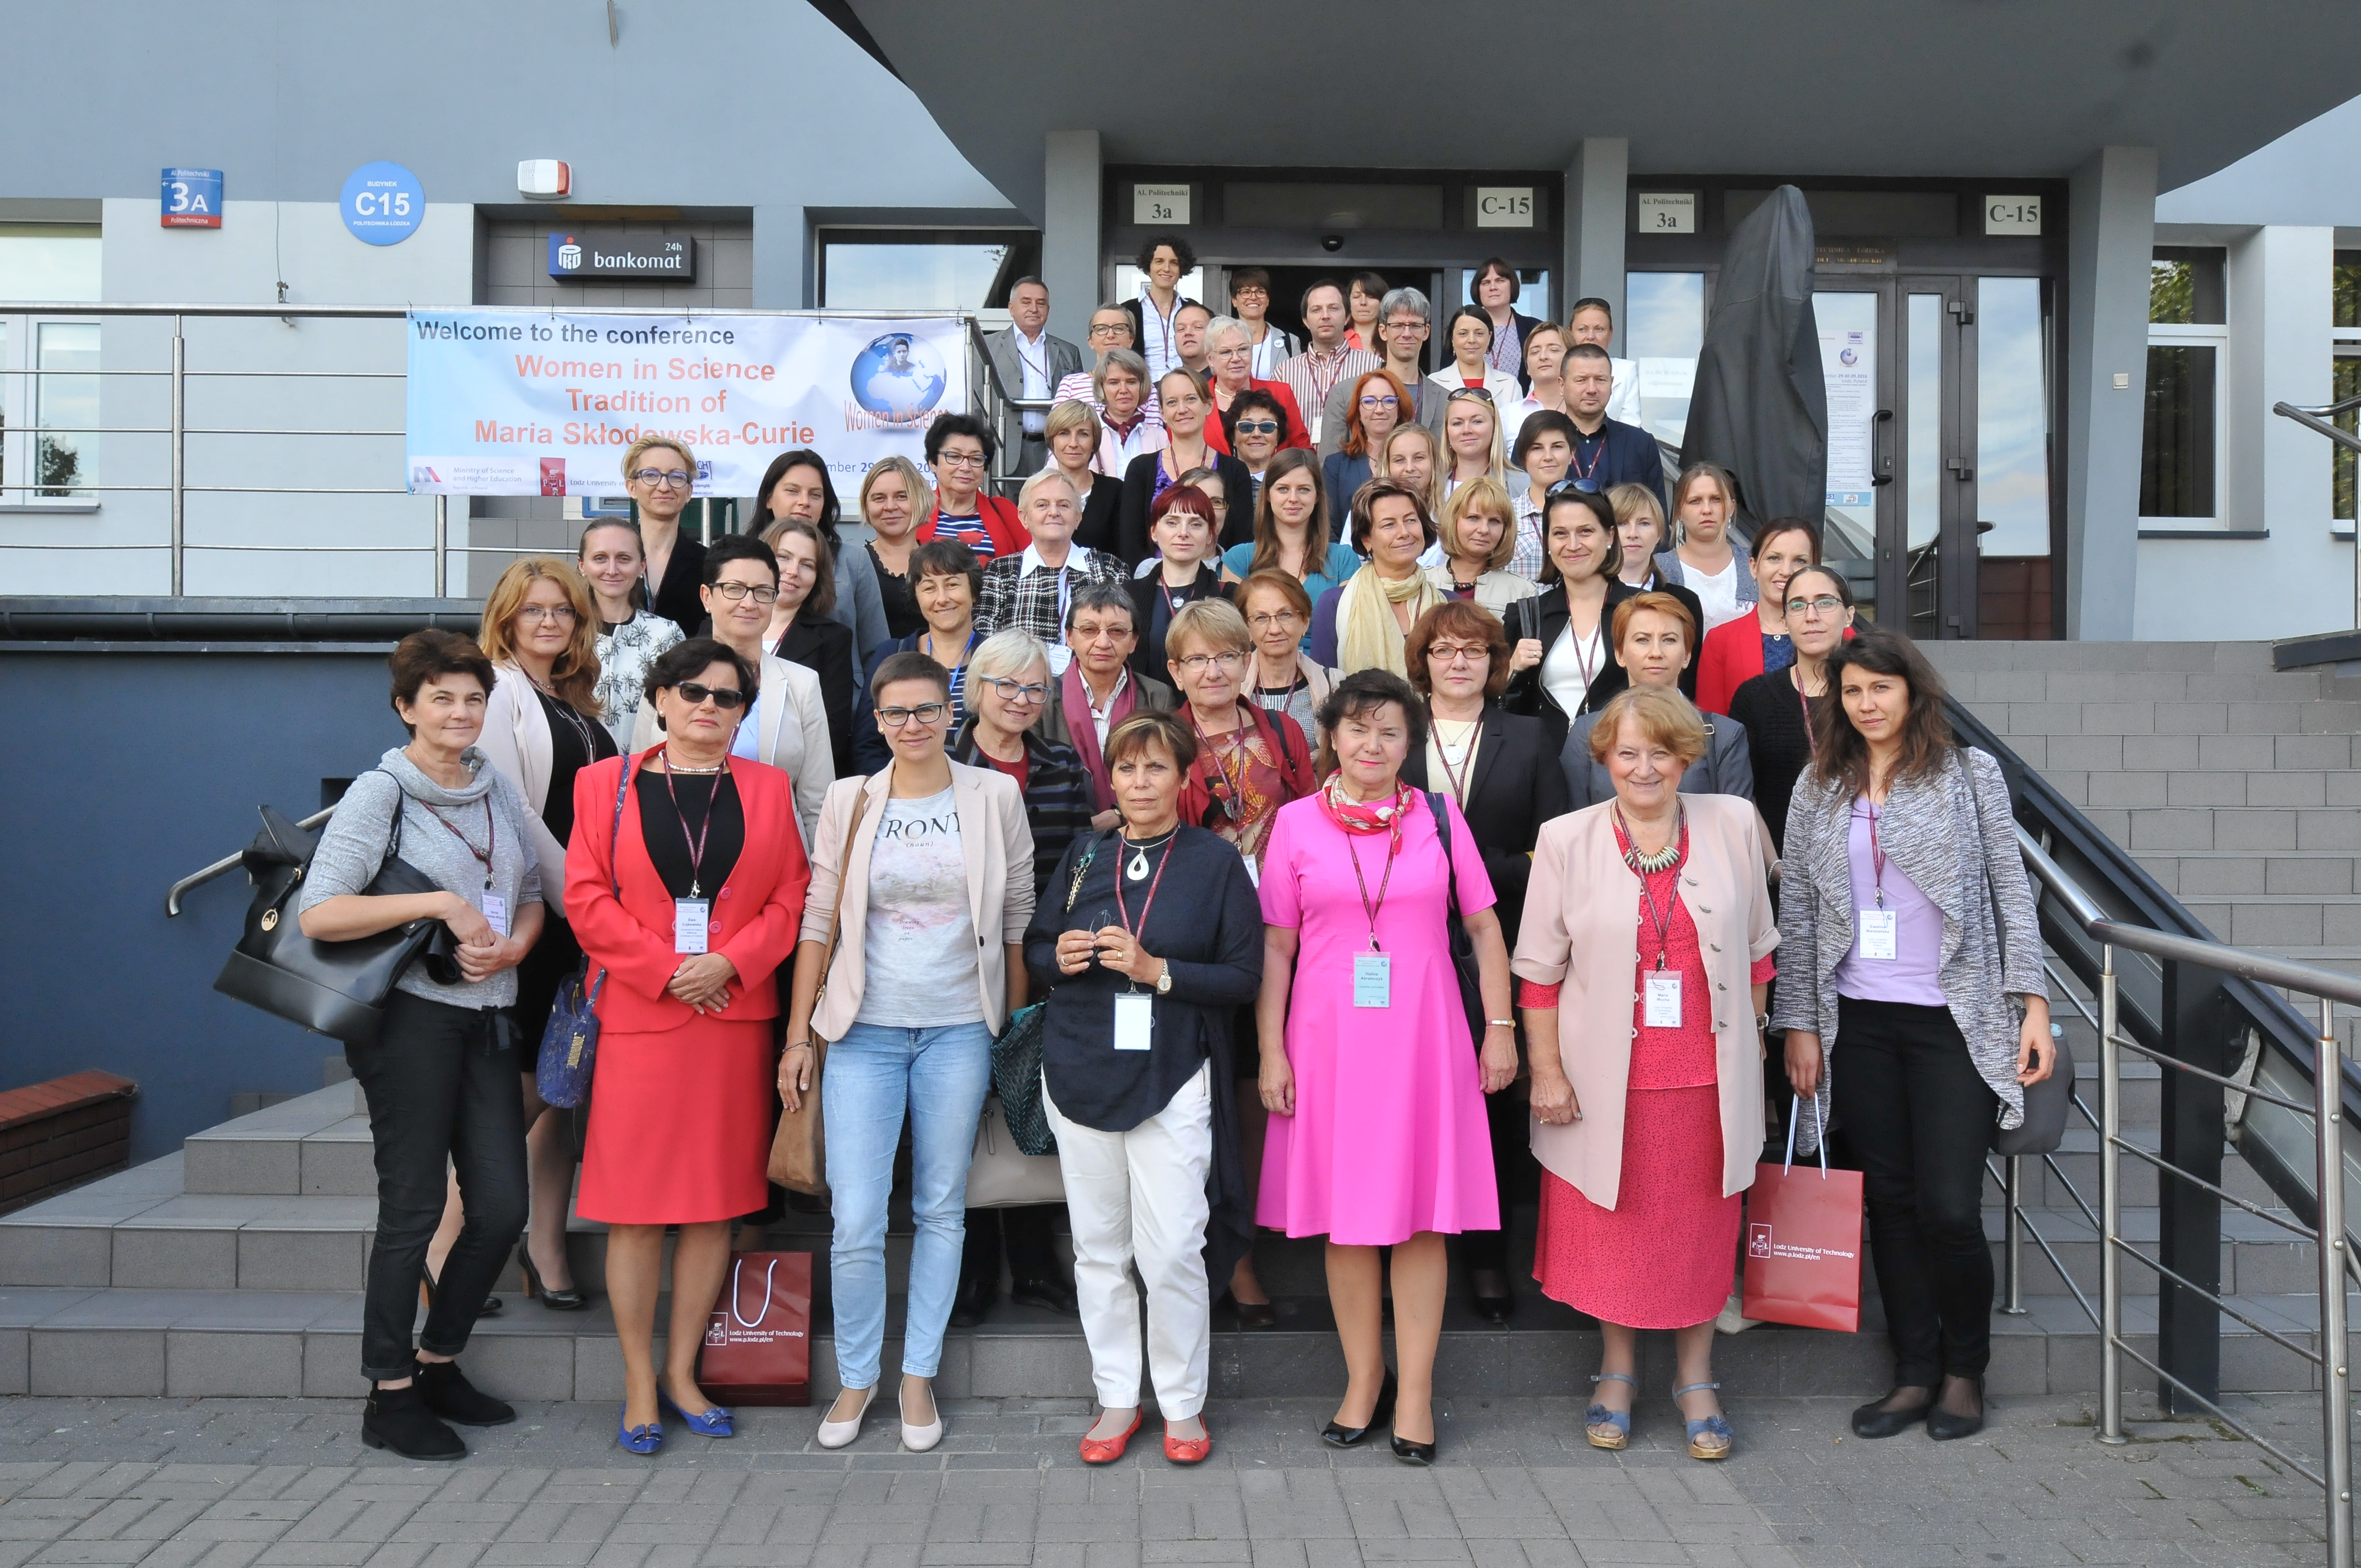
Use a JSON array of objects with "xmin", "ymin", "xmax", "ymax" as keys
[
  {"xmin": 1425, "ymin": 791, "xmax": 1487, "ymax": 1053},
  {"xmin": 213, "ymin": 777, "xmax": 461, "ymax": 1048}
]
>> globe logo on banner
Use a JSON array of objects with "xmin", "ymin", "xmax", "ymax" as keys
[
  {"xmin": 556, "ymin": 239, "xmax": 583, "ymax": 271},
  {"xmin": 850, "ymin": 331, "xmax": 946, "ymax": 425}
]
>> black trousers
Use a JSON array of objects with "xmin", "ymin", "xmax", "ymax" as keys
[
  {"xmin": 1461, "ymin": 1084, "xmax": 1536, "ymax": 1276},
  {"xmin": 346, "ymin": 990, "xmax": 529, "ymax": 1381},
  {"xmin": 959, "ymin": 1205, "xmax": 1064, "ymax": 1294},
  {"xmin": 1831, "ymin": 995, "xmax": 1999, "ymax": 1385}
]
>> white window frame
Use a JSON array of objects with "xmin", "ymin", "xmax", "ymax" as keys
[
  {"xmin": 2137, "ymin": 317, "xmax": 2229, "ymax": 529},
  {"xmin": 2332, "ymin": 326, "xmax": 2361, "ymax": 531},
  {"xmin": 0, "ymin": 311, "xmax": 103, "ymax": 513}
]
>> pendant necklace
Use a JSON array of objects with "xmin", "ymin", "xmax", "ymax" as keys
[{"xmin": 1124, "ymin": 829, "xmax": 1178, "ymax": 881}]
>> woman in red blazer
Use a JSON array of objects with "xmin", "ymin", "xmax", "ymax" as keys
[
  {"xmin": 917, "ymin": 413, "xmax": 1031, "ymax": 562},
  {"xmin": 566, "ymin": 636, "xmax": 811, "ymax": 1456},
  {"xmin": 1693, "ymin": 519, "xmax": 1822, "ymax": 716}
]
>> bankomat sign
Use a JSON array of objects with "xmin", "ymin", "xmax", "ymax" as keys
[{"xmin": 548, "ymin": 232, "xmax": 697, "ymax": 281}]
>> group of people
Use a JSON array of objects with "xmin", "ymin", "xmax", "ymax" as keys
[{"xmin": 303, "ymin": 268, "xmax": 2055, "ymax": 1468}]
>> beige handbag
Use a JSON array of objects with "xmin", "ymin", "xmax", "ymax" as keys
[
  {"xmin": 964, "ymin": 1094, "xmax": 1065, "ymax": 1209},
  {"xmin": 767, "ymin": 789, "xmax": 870, "ymax": 1197}
]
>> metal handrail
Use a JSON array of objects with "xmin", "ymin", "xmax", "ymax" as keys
[
  {"xmin": 2274, "ymin": 399, "xmax": 2361, "ymax": 631},
  {"xmin": 164, "ymin": 806, "xmax": 331, "ymax": 917}
]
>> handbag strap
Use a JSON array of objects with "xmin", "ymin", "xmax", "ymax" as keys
[
  {"xmin": 728, "ymin": 1256, "xmax": 777, "ymax": 1327},
  {"xmin": 1426, "ymin": 791, "xmax": 1465, "ymax": 927},
  {"xmin": 584, "ymin": 755, "xmax": 638, "ymax": 1006},
  {"xmin": 810, "ymin": 787, "xmax": 875, "ymax": 1007}
]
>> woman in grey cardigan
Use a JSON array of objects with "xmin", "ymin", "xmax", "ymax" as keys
[
  {"xmin": 297, "ymin": 629, "xmax": 545, "ymax": 1463},
  {"xmin": 1771, "ymin": 627, "xmax": 2050, "ymax": 1445}
]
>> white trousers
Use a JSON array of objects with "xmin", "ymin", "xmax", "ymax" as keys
[{"xmin": 1042, "ymin": 1061, "xmax": 1215, "ymax": 1418}]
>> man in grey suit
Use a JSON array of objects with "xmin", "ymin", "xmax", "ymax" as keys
[{"xmin": 986, "ymin": 277, "xmax": 1082, "ymax": 478}]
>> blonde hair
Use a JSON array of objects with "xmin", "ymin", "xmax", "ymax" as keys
[
  {"xmin": 859, "ymin": 455, "xmax": 930, "ymax": 533},
  {"xmin": 478, "ymin": 556, "xmax": 603, "ymax": 718},
  {"xmin": 1440, "ymin": 476, "xmax": 1518, "ymax": 574},
  {"xmin": 620, "ymin": 435, "xmax": 695, "ymax": 486},
  {"xmin": 1044, "ymin": 397, "xmax": 1102, "ymax": 448},
  {"xmin": 970, "ymin": 627, "xmax": 1052, "ymax": 683},
  {"xmin": 1166, "ymin": 596, "xmax": 1253, "ymax": 657},
  {"xmin": 1377, "ymin": 422, "xmax": 1444, "ymax": 516},
  {"xmin": 1439, "ymin": 393, "xmax": 1509, "ymax": 488},
  {"xmin": 1586, "ymin": 685, "xmax": 1707, "ymax": 767}
]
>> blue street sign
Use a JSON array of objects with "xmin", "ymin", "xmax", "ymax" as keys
[
  {"xmin": 161, "ymin": 168, "xmax": 222, "ymax": 228},
  {"xmin": 340, "ymin": 162, "xmax": 424, "ymax": 246}
]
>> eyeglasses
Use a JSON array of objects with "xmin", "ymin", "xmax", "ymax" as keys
[
  {"xmin": 514, "ymin": 605, "xmax": 578, "ymax": 624},
  {"xmin": 976, "ymin": 676, "xmax": 1049, "ymax": 704},
  {"xmin": 1427, "ymin": 643, "xmax": 1491, "ymax": 666},
  {"xmin": 1786, "ymin": 595, "xmax": 1848, "ymax": 617},
  {"xmin": 1232, "ymin": 420, "xmax": 1280, "ymax": 435},
  {"xmin": 1072, "ymin": 625, "xmax": 1133, "ymax": 644},
  {"xmin": 1173, "ymin": 651, "xmax": 1249, "ymax": 673},
  {"xmin": 711, "ymin": 581, "xmax": 780, "ymax": 604},
  {"xmin": 935, "ymin": 449, "xmax": 987, "ymax": 470},
  {"xmin": 878, "ymin": 702, "xmax": 950, "ymax": 728},
  {"xmin": 1547, "ymin": 478, "xmax": 1601, "ymax": 496},
  {"xmin": 1358, "ymin": 395, "xmax": 1400, "ymax": 410},
  {"xmin": 1248, "ymin": 610, "xmax": 1301, "ymax": 630},
  {"xmin": 1446, "ymin": 387, "xmax": 1494, "ymax": 404},
  {"xmin": 674, "ymin": 682, "xmax": 746, "ymax": 710},
  {"xmin": 1087, "ymin": 322, "xmax": 1129, "ymax": 337},
  {"xmin": 1232, "ymin": 286, "xmax": 1268, "ymax": 298},
  {"xmin": 631, "ymin": 468, "xmax": 693, "ymax": 489}
]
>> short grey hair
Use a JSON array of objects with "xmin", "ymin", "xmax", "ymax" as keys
[
  {"xmin": 970, "ymin": 627, "xmax": 1052, "ymax": 683},
  {"xmin": 1203, "ymin": 315, "xmax": 1252, "ymax": 353},
  {"xmin": 1379, "ymin": 286, "xmax": 1431, "ymax": 325},
  {"xmin": 1094, "ymin": 347, "xmax": 1149, "ymax": 401},
  {"xmin": 1064, "ymin": 578, "xmax": 1137, "ymax": 634},
  {"xmin": 1016, "ymin": 466, "xmax": 1080, "ymax": 512}
]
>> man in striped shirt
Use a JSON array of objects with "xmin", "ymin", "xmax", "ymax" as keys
[{"xmin": 1272, "ymin": 279, "xmax": 1379, "ymax": 449}]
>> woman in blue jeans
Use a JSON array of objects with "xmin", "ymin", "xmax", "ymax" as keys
[{"xmin": 780, "ymin": 651, "xmax": 1036, "ymax": 1452}]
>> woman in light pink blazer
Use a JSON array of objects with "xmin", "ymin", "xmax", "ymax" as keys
[{"xmin": 1511, "ymin": 687, "xmax": 1777, "ymax": 1462}]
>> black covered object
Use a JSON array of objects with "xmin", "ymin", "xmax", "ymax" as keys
[
  {"xmin": 214, "ymin": 793, "xmax": 458, "ymax": 1047},
  {"xmin": 1682, "ymin": 184, "xmax": 1829, "ymax": 537}
]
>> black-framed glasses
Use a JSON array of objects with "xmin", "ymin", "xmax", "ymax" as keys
[
  {"xmin": 1445, "ymin": 386, "xmax": 1494, "ymax": 404},
  {"xmin": 879, "ymin": 701, "xmax": 950, "ymax": 728},
  {"xmin": 711, "ymin": 581, "xmax": 780, "ymax": 604},
  {"xmin": 1087, "ymin": 322, "xmax": 1129, "ymax": 337},
  {"xmin": 675, "ymin": 682, "xmax": 747, "ymax": 710},
  {"xmin": 975, "ymin": 676, "xmax": 1050, "ymax": 704},
  {"xmin": 631, "ymin": 467, "xmax": 693, "ymax": 489},
  {"xmin": 1547, "ymin": 478, "xmax": 1601, "ymax": 496}
]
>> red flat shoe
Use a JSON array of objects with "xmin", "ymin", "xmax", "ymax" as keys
[
  {"xmin": 1164, "ymin": 1419, "xmax": 1212, "ymax": 1464},
  {"xmin": 1079, "ymin": 1410, "xmax": 1143, "ymax": 1464}
]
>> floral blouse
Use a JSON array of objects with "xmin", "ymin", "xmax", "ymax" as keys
[{"xmin": 594, "ymin": 609, "xmax": 683, "ymax": 749}]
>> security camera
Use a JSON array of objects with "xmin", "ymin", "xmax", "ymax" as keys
[{"xmin": 1320, "ymin": 234, "xmax": 1344, "ymax": 252}]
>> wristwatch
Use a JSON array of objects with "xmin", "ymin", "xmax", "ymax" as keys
[
  {"xmin": 1155, "ymin": 961, "xmax": 1173, "ymax": 996},
  {"xmin": 1755, "ymin": 1011, "xmax": 1772, "ymax": 1033}
]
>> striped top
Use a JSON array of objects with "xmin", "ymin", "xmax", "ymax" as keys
[{"xmin": 950, "ymin": 721, "xmax": 1096, "ymax": 902}]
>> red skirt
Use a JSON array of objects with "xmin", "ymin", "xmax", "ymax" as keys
[
  {"xmin": 1533, "ymin": 1084, "xmax": 1739, "ymax": 1330},
  {"xmin": 577, "ymin": 1016, "xmax": 774, "ymax": 1225}
]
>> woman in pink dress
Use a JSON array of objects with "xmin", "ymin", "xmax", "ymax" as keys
[
  {"xmin": 1255, "ymin": 668, "xmax": 1517, "ymax": 1464},
  {"xmin": 1513, "ymin": 687, "xmax": 1778, "ymax": 1462}
]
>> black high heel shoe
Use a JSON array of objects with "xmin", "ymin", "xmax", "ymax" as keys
[
  {"xmin": 419, "ymin": 1267, "xmax": 501, "ymax": 1317},
  {"xmin": 1320, "ymin": 1369, "xmax": 1397, "ymax": 1448},
  {"xmin": 1389, "ymin": 1430, "xmax": 1437, "ymax": 1465},
  {"xmin": 1219, "ymin": 1291, "xmax": 1279, "ymax": 1330},
  {"xmin": 518, "ymin": 1247, "xmax": 588, "ymax": 1311}
]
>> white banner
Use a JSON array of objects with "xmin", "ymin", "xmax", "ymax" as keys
[{"xmin": 405, "ymin": 310, "xmax": 970, "ymax": 497}]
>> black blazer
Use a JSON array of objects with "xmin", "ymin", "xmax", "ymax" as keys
[
  {"xmin": 1499, "ymin": 578, "xmax": 1705, "ymax": 742},
  {"xmin": 770, "ymin": 613, "xmax": 857, "ymax": 780},
  {"xmin": 646, "ymin": 535, "xmax": 708, "ymax": 634},
  {"xmin": 1073, "ymin": 472, "xmax": 1125, "ymax": 556},
  {"xmin": 1400, "ymin": 701, "xmax": 1570, "ymax": 952},
  {"xmin": 1116, "ymin": 449, "xmax": 1253, "ymax": 567},
  {"xmin": 1127, "ymin": 566, "xmax": 1233, "ymax": 686}
]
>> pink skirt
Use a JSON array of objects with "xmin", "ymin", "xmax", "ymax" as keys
[
  {"xmin": 1534, "ymin": 1084, "xmax": 1739, "ymax": 1330},
  {"xmin": 577, "ymin": 1016, "xmax": 774, "ymax": 1226}
]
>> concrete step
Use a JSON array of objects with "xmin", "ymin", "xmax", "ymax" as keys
[
  {"xmin": 181, "ymin": 1082, "xmax": 372, "ymax": 1197},
  {"xmin": 1983, "ymin": 1199, "xmax": 2320, "ymax": 1300},
  {"xmin": 2137, "ymin": 850, "xmax": 2361, "ymax": 899}
]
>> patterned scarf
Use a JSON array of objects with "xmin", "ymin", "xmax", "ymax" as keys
[{"xmin": 1318, "ymin": 775, "xmax": 1414, "ymax": 837}]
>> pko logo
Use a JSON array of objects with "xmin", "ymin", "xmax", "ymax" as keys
[{"xmin": 556, "ymin": 238, "xmax": 583, "ymax": 271}]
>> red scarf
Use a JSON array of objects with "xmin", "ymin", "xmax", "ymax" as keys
[
  {"xmin": 1318, "ymin": 775, "xmax": 1415, "ymax": 837},
  {"xmin": 1062, "ymin": 661, "xmax": 1139, "ymax": 812}
]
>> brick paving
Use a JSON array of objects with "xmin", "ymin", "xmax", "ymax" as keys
[{"xmin": 0, "ymin": 1391, "xmax": 2341, "ymax": 1566}]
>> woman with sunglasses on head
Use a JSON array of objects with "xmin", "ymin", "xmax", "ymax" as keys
[
  {"xmin": 1323, "ymin": 370, "xmax": 1408, "ymax": 520},
  {"xmin": 567, "ymin": 636, "xmax": 813, "ymax": 1456},
  {"xmin": 581, "ymin": 521, "xmax": 684, "ymax": 752},
  {"xmin": 782, "ymin": 652, "xmax": 1036, "ymax": 1455},
  {"xmin": 945, "ymin": 629, "xmax": 1091, "ymax": 1330},
  {"xmin": 1727, "ymin": 565, "xmax": 1855, "ymax": 857},
  {"xmin": 756, "ymin": 448, "xmax": 889, "ymax": 658},
  {"xmin": 1118, "ymin": 369, "xmax": 1253, "ymax": 567},
  {"xmin": 619, "ymin": 438, "xmax": 708, "ymax": 634}
]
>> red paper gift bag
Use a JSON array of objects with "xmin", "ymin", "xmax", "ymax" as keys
[
  {"xmin": 1741, "ymin": 1105, "xmax": 1865, "ymax": 1333},
  {"xmin": 695, "ymin": 1250, "xmax": 813, "ymax": 1406}
]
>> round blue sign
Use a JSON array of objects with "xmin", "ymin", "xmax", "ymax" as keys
[
  {"xmin": 340, "ymin": 161, "xmax": 424, "ymax": 246},
  {"xmin": 849, "ymin": 331, "xmax": 947, "ymax": 426}
]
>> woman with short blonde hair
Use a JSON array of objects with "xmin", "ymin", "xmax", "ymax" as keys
[
  {"xmin": 1427, "ymin": 477, "xmax": 1539, "ymax": 623},
  {"xmin": 860, "ymin": 455, "xmax": 934, "ymax": 641}
]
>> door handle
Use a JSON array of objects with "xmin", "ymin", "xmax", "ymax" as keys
[
  {"xmin": 1871, "ymin": 409, "xmax": 1895, "ymax": 486},
  {"xmin": 1947, "ymin": 299, "xmax": 1975, "ymax": 326},
  {"xmin": 1947, "ymin": 458, "xmax": 1974, "ymax": 480}
]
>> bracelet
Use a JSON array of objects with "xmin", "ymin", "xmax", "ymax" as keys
[
  {"xmin": 1486, "ymin": 1019, "xmax": 1514, "ymax": 1028},
  {"xmin": 784, "ymin": 1041, "xmax": 814, "ymax": 1052}
]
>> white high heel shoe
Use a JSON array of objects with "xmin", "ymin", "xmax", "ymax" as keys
[
  {"xmin": 899, "ymin": 1380, "xmax": 943, "ymax": 1452},
  {"xmin": 815, "ymin": 1385, "xmax": 877, "ymax": 1450}
]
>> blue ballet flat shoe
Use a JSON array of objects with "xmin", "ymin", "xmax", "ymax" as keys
[
  {"xmin": 1674, "ymin": 1380, "xmax": 1732, "ymax": 1460},
  {"xmin": 659, "ymin": 1388, "xmax": 735, "ymax": 1438},
  {"xmin": 618, "ymin": 1404, "xmax": 664, "ymax": 1456},
  {"xmin": 1584, "ymin": 1371, "xmax": 1635, "ymax": 1451}
]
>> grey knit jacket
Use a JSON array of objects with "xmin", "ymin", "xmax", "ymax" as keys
[
  {"xmin": 1770, "ymin": 745, "xmax": 2046, "ymax": 1151},
  {"xmin": 296, "ymin": 747, "xmax": 543, "ymax": 1009}
]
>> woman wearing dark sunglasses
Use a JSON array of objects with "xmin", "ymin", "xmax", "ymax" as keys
[{"xmin": 567, "ymin": 636, "xmax": 814, "ymax": 1455}]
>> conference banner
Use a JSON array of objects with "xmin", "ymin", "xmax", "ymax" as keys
[{"xmin": 405, "ymin": 310, "xmax": 969, "ymax": 497}]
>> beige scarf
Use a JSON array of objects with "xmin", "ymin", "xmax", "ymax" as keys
[{"xmin": 1336, "ymin": 563, "xmax": 1442, "ymax": 677}]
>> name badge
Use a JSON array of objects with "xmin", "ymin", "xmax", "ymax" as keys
[
  {"xmin": 1241, "ymin": 853, "xmax": 1260, "ymax": 888},
  {"xmin": 1114, "ymin": 992, "xmax": 1154, "ymax": 1051},
  {"xmin": 1047, "ymin": 645, "xmax": 1074, "ymax": 677},
  {"xmin": 1644, "ymin": 970, "xmax": 1682, "ymax": 1029},
  {"xmin": 1859, "ymin": 909, "xmax": 1898, "ymax": 961},
  {"xmin": 674, "ymin": 897, "xmax": 711, "ymax": 955},
  {"xmin": 478, "ymin": 891, "xmax": 509, "ymax": 938},
  {"xmin": 1353, "ymin": 951, "xmax": 1391, "ymax": 1008}
]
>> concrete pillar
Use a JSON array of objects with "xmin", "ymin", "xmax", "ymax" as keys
[
  {"xmin": 752, "ymin": 202, "xmax": 806, "ymax": 308},
  {"xmin": 1042, "ymin": 130, "xmax": 1102, "ymax": 348},
  {"xmin": 1565, "ymin": 138, "xmax": 1628, "ymax": 349},
  {"xmin": 2063, "ymin": 145, "xmax": 2158, "ymax": 640}
]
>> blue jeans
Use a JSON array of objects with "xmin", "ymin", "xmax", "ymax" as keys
[{"xmin": 823, "ymin": 1020, "xmax": 994, "ymax": 1388}]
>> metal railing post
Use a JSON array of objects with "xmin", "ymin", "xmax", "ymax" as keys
[
  {"xmin": 434, "ymin": 494, "xmax": 448, "ymax": 597},
  {"xmin": 169, "ymin": 315, "xmax": 186, "ymax": 595},
  {"xmin": 2001, "ymin": 1156, "xmax": 2027, "ymax": 1313},
  {"xmin": 2318, "ymin": 996, "xmax": 2353, "ymax": 1567},
  {"xmin": 2099, "ymin": 944, "xmax": 2127, "ymax": 1445}
]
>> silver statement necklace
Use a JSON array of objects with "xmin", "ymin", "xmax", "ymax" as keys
[{"xmin": 1124, "ymin": 829, "xmax": 1178, "ymax": 881}]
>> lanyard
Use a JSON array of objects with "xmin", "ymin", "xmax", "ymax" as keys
[
  {"xmin": 1796, "ymin": 666, "xmax": 1817, "ymax": 747},
  {"xmin": 1013, "ymin": 330, "xmax": 1049, "ymax": 390},
  {"xmin": 1564, "ymin": 617, "xmax": 1603, "ymax": 693},
  {"xmin": 1190, "ymin": 708, "xmax": 1252, "ymax": 822},
  {"xmin": 1145, "ymin": 292, "xmax": 1179, "ymax": 371},
  {"xmin": 1343, "ymin": 822, "xmax": 1402, "ymax": 952},
  {"xmin": 661, "ymin": 753, "xmax": 735, "ymax": 897},
  {"xmin": 1571, "ymin": 430, "xmax": 1606, "ymax": 482},
  {"xmin": 1614, "ymin": 813, "xmax": 1678, "ymax": 970},
  {"xmin": 1863, "ymin": 797, "xmax": 1887, "ymax": 908},
  {"xmin": 426, "ymin": 797, "xmax": 496, "ymax": 890},
  {"xmin": 1434, "ymin": 719, "xmax": 1478, "ymax": 805},
  {"xmin": 1114, "ymin": 831, "xmax": 1176, "ymax": 943}
]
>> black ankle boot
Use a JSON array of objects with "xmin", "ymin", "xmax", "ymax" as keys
[
  {"xmin": 363, "ymin": 1382, "xmax": 466, "ymax": 1461},
  {"xmin": 415, "ymin": 1359, "xmax": 515, "ymax": 1428}
]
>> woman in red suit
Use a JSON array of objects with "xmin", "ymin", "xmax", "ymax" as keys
[
  {"xmin": 566, "ymin": 636, "xmax": 811, "ymax": 1456},
  {"xmin": 1692, "ymin": 520, "xmax": 1820, "ymax": 716}
]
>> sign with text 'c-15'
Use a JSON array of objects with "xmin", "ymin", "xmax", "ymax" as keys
[
  {"xmin": 341, "ymin": 162, "xmax": 423, "ymax": 246},
  {"xmin": 404, "ymin": 309, "xmax": 970, "ymax": 497}
]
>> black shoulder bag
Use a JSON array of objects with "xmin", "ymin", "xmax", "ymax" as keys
[
  {"xmin": 213, "ymin": 777, "xmax": 462, "ymax": 1048},
  {"xmin": 1426, "ymin": 792, "xmax": 1488, "ymax": 1054}
]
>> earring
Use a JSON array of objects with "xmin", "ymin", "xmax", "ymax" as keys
[{"xmin": 655, "ymin": 715, "xmax": 668, "ymax": 732}]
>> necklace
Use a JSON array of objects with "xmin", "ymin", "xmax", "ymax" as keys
[
  {"xmin": 1614, "ymin": 801, "xmax": 1684, "ymax": 873},
  {"xmin": 1123, "ymin": 828, "xmax": 1179, "ymax": 881},
  {"xmin": 663, "ymin": 750, "xmax": 726, "ymax": 775}
]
